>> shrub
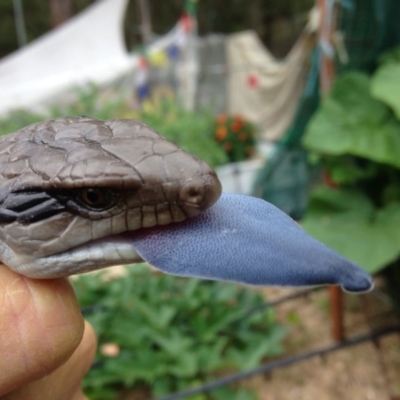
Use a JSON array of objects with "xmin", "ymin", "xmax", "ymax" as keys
[
  {"xmin": 72, "ymin": 265, "xmax": 287, "ymax": 399},
  {"xmin": 0, "ymin": 87, "xmax": 229, "ymax": 168},
  {"xmin": 213, "ymin": 114, "xmax": 256, "ymax": 163},
  {"xmin": 139, "ymin": 101, "xmax": 228, "ymax": 168},
  {"xmin": 301, "ymin": 47, "xmax": 400, "ymax": 280}
]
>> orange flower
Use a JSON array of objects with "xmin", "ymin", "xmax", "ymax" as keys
[
  {"xmin": 216, "ymin": 126, "xmax": 227, "ymax": 141},
  {"xmin": 245, "ymin": 146, "xmax": 254, "ymax": 156},
  {"xmin": 231, "ymin": 120, "xmax": 243, "ymax": 132},
  {"xmin": 234, "ymin": 114, "xmax": 243, "ymax": 123},
  {"xmin": 239, "ymin": 133, "xmax": 248, "ymax": 142},
  {"xmin": 224, "ymin": 142, "xmax": 233, "ymax": 151},
  {"xmin": 216, "ymin": 114, "xmax": 227, "ymax": 124}
]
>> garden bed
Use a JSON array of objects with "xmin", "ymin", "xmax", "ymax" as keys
[{"xmin": 251, "ymin": 283, "xmax": 400, "ymax": 400}]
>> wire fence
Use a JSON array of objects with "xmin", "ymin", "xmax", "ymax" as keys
[
  {"xmin": 85, "ymin": 284, "xmax": 400, "ymax": 400},
  {"xmin": 153, "ymin": 325, "xmax": 400, "ymax": 400}
]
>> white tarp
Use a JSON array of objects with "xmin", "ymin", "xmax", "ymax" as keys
[
  {"xmin": 0, "ymin": 0, "xmax": 197, "ymax": 116},
  {"xmin": 0, "ymin": 0, "xmax": 316, "ymax": 137},
  {"xmin": 0, "ymin": 0, "xmax": 133, "ymax": 115}
]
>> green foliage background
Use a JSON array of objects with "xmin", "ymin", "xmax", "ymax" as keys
[
  {"xmin": 0, "ymin": 93, "xmax": 279, "ymax": 398},
  {"xmin": 0, "ymin": 87, "xmax": 228, "ymax": 168},
  {"xmin": 73, "ymin": 266, "xmax": 287, "ymax": 399},
  {"xmin": 301, "ymin": 48, "xmax": 400, "ymax": 275},
  {"xmin": 1, "ymin": 0, "xmax": 313, "ymax": 58}
]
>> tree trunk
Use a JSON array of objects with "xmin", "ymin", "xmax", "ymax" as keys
[
  {"xmin": 136, "ymin": 0, "xmax": 152, "ymax": 45},
  {"xmin": 247, "ymin": 0, "xmax": 264, "ymax": 38},
  {"xmin": 50, "ymin": 0, "xmax": 72, "ymax": 28}
]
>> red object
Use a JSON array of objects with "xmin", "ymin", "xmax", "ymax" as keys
[
  {"xmin": 323, "ymin": 169, "xmax": 339, "ymax": 189},
  {"xmin": 318, "ymin": 0, "xmax": 343, "ymax": 343},
  {"xmin": 138, "ymin": 56, "xmax": 148, "ymax": 69},
  {"xmin": 247, "ymin": 74, "xmax": 259, "ymax": 88},
  {"xmin": 329, "ymin": 286, "xmax": 344, "ymax": 342},
  {"xmin": 180, "ymin": 13, "xmax": 193, "ymax": 33}
]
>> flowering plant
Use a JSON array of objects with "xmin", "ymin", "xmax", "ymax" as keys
[{"xmin": 214, "ymin": 114, "xmax": 256, "ymax": 162}]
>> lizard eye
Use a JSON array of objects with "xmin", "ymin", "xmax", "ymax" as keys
[{"xmin": 79, "ymin": 188, "xmax": 113, "ymax": 209}]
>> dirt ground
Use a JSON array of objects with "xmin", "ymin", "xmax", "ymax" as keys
[{"xmin": 247, "ymin": 281, "xmax": 400, "ymax": 400}]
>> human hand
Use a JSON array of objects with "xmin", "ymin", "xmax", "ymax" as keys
[{"xmin": 0, "ymin": 267, "xmax": 97, "ymax": 399}]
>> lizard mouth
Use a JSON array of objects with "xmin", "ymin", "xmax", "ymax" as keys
[
  {"xmin": 7, "ymin": 193, "xmax": 374, "ymax": 295},
  {"xmin": 129, "ymin": 193, "xmax": 374, "ymax": 294}
]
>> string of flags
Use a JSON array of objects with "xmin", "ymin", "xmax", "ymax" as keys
[
  {"xmin": 133, "ymin": 0, "xmax": 260, "ymax": 104},
  {"xmin": 134, "ymin": 12, "xmax": 195, "ymax": 101}
]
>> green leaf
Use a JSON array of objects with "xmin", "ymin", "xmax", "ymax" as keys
[
  {"xmin": 322, "ymin": 156, "xmax": 378, "ymax": 185},
  {"xmin": 74, "ymin": 267, "xmax": 286, "ymax": 398},
  {"xmin": 238, "ymin": 341, "xmax": 277, "ymax": 370},
  {"xmin": 371, "ymin": 62, "xmax": 400, "ymax": 120},
  {"xmin": 151, "ymin": 330, "xmax": 194, "ymax": 357},
  {"xmin": 213, "ymin": 387, "xmax": 256, "ymax": 400},
  {"xmin": 306, "ymin": 185, "xmax": 374, "ymax": 215},
  {"xmin": 302, "ymin": 187, "xmax": 400, "ymax": 273},
  {"xmin": 286, "ymin": 310, "xmax": 301, "ymax": 325},
  {"xmin": 378, "ymin": 47, "xmax": 400, "ymax": 65},
  {"xmin": 0, "ymin": 91, "xmax": 228, "ymax": 168},
  {"xmin": 302, "ymin": 72, "xmax": 400, "ymax": 168},
  {"xmin": 197, "ymin": 338, "xmax": 229, "ymax": 371},
  {"xmin": 133, "ymin": 298, "xmax": 177, "ymax": 330}
]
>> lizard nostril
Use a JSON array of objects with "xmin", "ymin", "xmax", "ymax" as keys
[
  {"xmin": 180, "ymin": 183, "xmax": 205, "ymax": 206},
  {"xmin": 179, "ymin": 172, "xmax": 222, "ymax": 218},
  {"xmin": 188, "ymin": 187, "xmax": 200, "ymax": 199}
]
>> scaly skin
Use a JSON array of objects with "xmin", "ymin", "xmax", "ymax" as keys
[
  {"xmin": 0, "ymin": 117, "xmax": 221, "ymax": 278},
  {"xmin": 0, "ymin": 116, "xmax": 373, "ymax": 293}
]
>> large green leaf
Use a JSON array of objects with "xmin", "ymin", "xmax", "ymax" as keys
[
  {"xmin": 302, "ymin": 72, "xmax": 400, "ymax": 168},
  {"xmin": 302, "ymin": 187, "xmax": 400, "ymax": 274},
  {"xmin": 371, "ymin": 62, "xmax": 400, "ymax": 120}
]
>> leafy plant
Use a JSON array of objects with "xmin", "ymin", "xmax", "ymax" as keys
[
  {"xmin": 139, "ymin": 101, "xmax": 228, "ymax": 167},
  {"xmin": 301, "ymin": 47, "xmax": 400, "ymax": 275},
  {"xmin": 301, "ymin": 187, "xmax": 400, "ymax": 273},
  {"xmin": 302, "ymin": 72, "xmax": 400, "ymax": 169},
  {"xmin": 0, "ymin": 109, "xmax": 45, "ymax": 138},
  {"xmin": 72, "ymin": 265, "xmax": 287, "ymax": 399},
  {"xmin": 0, "ymin": 87, "xmax": 228, "ymax": 168},
  {"xmin": 213, "ymin": 114, "xmax": 256, "ymax": 162},
  {"xmin": 371, "ymin": 49, "xmax": 400, "ymax": 120}
]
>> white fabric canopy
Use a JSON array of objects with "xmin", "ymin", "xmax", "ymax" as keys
[
  {"xmin": 0, "ymin": 0, "xmax": 316, "ymax": 139},
  {"xmin": 0, "ymin": 0, "xmax": 196, "ymax": 116},
  {"xmin": 0, "ymin": 0, "xmax": 134, "ymax": 115}
]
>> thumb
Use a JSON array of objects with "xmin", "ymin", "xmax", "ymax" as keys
[{"xmin": 0, "ymin": 267, "xmax": 86, "ymax": 396}]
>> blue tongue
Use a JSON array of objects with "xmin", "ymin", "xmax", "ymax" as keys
[{"xmin": 131, "ymin": 193, "xmax": 373, "ymax": 293}]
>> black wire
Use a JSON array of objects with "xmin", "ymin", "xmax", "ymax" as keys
[
  {"xmin": 242, "ymin": 286, "xmax": 322, "ymax": 319},
  {"xmin": 87, "ymin": 285, "xmax": 394, "ymax": 394},
  {"xmin": 153, "ymin": 325, "xmax": 400, "ymax": 400},
  {"xmin": 88, "ymin": 286, "xmax": 320, "ymax": 372}
]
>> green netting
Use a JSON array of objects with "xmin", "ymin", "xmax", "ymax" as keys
[
  {"xmin": 253, "ymin": 0, "xmax": 400, "ymax": 218},
  {"xmin": 252, "ymin": 147, "xmax": 310, "ymax": 220},
  {"xmin": 252, "ymin": 49, "xmax": 320, "ymax": 220},
  {"xmin": 336, "ymin": 0, "xmax": 400, "ymax": 72}
]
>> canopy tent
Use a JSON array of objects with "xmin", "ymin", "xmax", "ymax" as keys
[
  {"xmin": 0, "ymin": 0, "xmax": 192, "ymax": 115},
  {"xmin": 0, "ymin": 0, "xmax": 316, "ymax": 147},
  {"xmin": 0, "ymin": 0, "xmax": 133, "ymax": 114}
]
